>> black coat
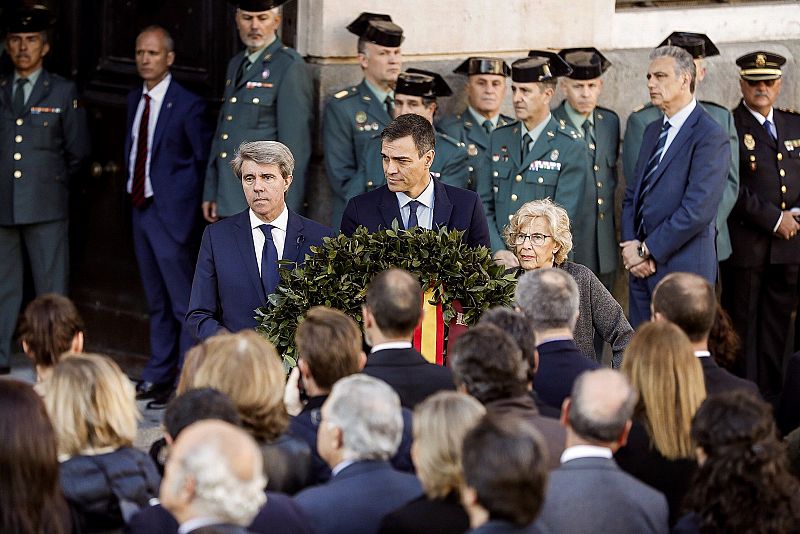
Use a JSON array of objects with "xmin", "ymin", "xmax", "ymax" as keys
[
  {"xmin": 362, "ymin": 347, "xmax": 455, "ymax": 409},
  {"xmin": 700, "ymin": 356, "xmax": 759, "ymax": 397},
  {"xmin": 378, "ymin": 492, "xmax": 469, "ymax": 534}
]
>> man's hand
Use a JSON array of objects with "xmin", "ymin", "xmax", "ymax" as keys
[
  {"xmin": 283, "ymin": 366, "xmax": 304, "ymax": 416},
  {"xmin": 629, "ymin": 258, "xmax": 656, "ymax": 279},
  {"xmin": 494, "ymin": 250, "xmax": 520, "ymax": 269},
  {"xmin": 202, "ymin": 201, "xmax": 219, "ymax": 223},
  {"xmin": 775, "ymin": 211, "xmax": 800, "ymax": 240},
  {"xmin": 620, "ymin": 240, "xmax": 646, "ymax": 271}
]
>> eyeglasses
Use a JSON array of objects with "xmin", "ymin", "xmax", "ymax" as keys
[
  {"xmin": 745, "ymin": 79, "xmax": 778, "ymax": 87},
  {"xmin": 513, "ymin": 233, "xmax": 551, "ymax": 246}
]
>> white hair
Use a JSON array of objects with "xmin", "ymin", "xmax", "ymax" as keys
[{"xmin": 326, "ymin": 374, "xmax": 403, "ymax": 461}]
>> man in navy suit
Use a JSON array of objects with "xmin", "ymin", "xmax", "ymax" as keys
[
  {"xmin": 340, "ymin": 113, "xmax": 490, "ymax": 248},
  {"xmin": 621, "ymin": 46, "xmax": 729, "ymax": 328},
  {"xmin": 187, "ymin": 141, "xmax": 333, "ymax": 341},
  {"xmin": 125, "ymin": 27, "xmax": 212, "ymax": 399},
  {"xmin": 515, "ymin": 268, "xmax": 599, "ymax": 409},
  {"xmin": 294, "ymin": 374, "xmax": 422, "ymax": 534}
]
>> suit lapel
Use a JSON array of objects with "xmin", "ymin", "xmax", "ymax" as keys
[
  {"xmin": 0, "ymin": 76, "xmax": 12, "ymax": 111},
  {"xmin": 462, "ymin": 113, "xmax": 490, "ymax": 149},
  {"xmin": 432, "ymin": 178, "xmax": 453, "ymax": 230},
  {"xmin": 647, "ymin": 105, "xmax": 701, "ymax": 189},
  {"xmin": 378, "ymin": 186, "xmax": 403, "ymax": 229},
  {"xmin": 594, "ymin": 109, "xmax": 607, "ymax": 162},
  {"xmin": 151, "ymin": 80, "xmax": 177, "ymax": 158},
  {"xmin": 283, "ymin": 210, "xmax": 305, "ymax": 263},
  {"xmin": 124, "ymin": 88, "xmax": 142, "ymax": 165},
  {"xmin": 503, "ymin": 123, "xmax": 522, "ymax": 169},
  {"xmin": 234, "ymin": 211, "xmax": 267, "ymax": 302}
]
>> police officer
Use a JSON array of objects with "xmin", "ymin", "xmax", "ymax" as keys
[
  {"xmin": 552, "ymin": 47, "xmax": 618, "ymax": 290},
  {"xmin": 438, "ymin": 57, "xmax": 513, "ymax": 190},
  {"xmin": 0, "ymin": 5, "xmax": 89, "ymax": 374},
  {"xmin": 357, "ymin": 68, "xmax": 469, "ymax": 196},
  {"xmin": 479, "ymin": 52, "xmax": 591, "ymax": 264},
  {"xmin": 323, "ymin": 12, "xmax": 403, "ymax": 228},
  {"xmin": 721, "ymin": 52, "xmax": 800, "ymax": 402},
  {"xmin": 623, "ymin": 32, "xmax": 739, "ymax": 263},
  {"xmin": 203, "ymin": 0, "xmax": 313, "ymax": 221}
]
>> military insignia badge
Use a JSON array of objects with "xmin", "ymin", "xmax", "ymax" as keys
[
  {"xmin": 550, "ymin": 149, "xmax": 559, "ymax": 161},
  {"xmin": 371, "ymin": 122, "xmax": 379, "ymax": 131},
  {"xmin": 756, "ymin": 54, "xmax": 767, "ymax": 68},
  {"xmin": 355, "ymin": 111, "xmax": 367, "ymax": 124},
  {"xmin": 492, "ymin": 154, "xmax": 500, "ymax": 162},
  {"xmin": 262, "ymin": 68, "xmax": 270, "ymax": 79},
  {"xmin": 744, "ymin": 134, "xmax": 755, "ymax": 151},
  {"xmin": 468, "ymin": 144, "xmax": 478, "ymax": 157}
]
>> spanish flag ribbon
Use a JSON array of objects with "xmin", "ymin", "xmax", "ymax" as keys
[{"xmin": 412, "ymin": 288, "xmax": 445, "ymax": 366}]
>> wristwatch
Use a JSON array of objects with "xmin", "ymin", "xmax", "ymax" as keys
[{"xmin": 637, "ymin": 242, "xmax": 649, "ymax": 259}]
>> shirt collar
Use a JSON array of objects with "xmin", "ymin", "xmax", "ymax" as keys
[
  {"xmin": 468, "ymin": 106, "xmax": 499, "ymax": 129},
  {"xmin": 396, "ymin": 174, "xmax": 435, "ymax": 209},
  {"xmin": 365, "ymin": 78, "xmax": 393, "ymax": 104},
  {"xmin": 178, "ymin": 517, "xmax": 227, "ymax": 534},
  {"xmin": 246, "ymin": 35, "xmax": 277, "ymax": 64},
  {"xmin": 536, "ymin": 335, "xmax": 573, "ymax": 347},
  {"xmin": 664, "ymin": 98, "xmax": 696, "ymax": 130},
  {"xmin": 331, "ymin": 459, "xmax": 357, "ymax": 477},
  {"xmin": 560, "ymin": 444, "xmax": 613, "ymax": 464},
  {"xmin": 249, "ymin": 203, "xmax": 288, "ymax": 231},
  {"xmin": 694, "ymin": 350, "xmax": 711, "ymax": 358},
  {"xmin": 142, "ymin": 73, "xmax": 171, "ymax": 102},
  {"xmin": 565, "ymin": 101, "xmax": 592, "ymax": 129},
  {"xmin": 520, "ymin": 112, "xmax": 552, "ymax": 144},
  {"xmin": 371, "ymin": 341, "xmax": 413, "ymax": 353},
  {"xmin": 14, "ymin": 67, "xmax": 42, "ymax": 87},
  {"xmin": 743, "ymin": 101, "xmax": 774, "ymax": 125}
]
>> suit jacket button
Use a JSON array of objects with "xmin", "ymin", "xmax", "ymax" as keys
[
  {"xmin": 778, "ymin": 153, "xmax": 783, "ymax": 161},
  {"xmin": 515, "ymin": 174, "xmax": 523, "ymax": 181},
  {"xmin": 222, "ymin": 133, "xmax": 229, "ymax": 140},
  {"xmin": 230, "ymin": 97, "xmax": 237, "ymax": 103},
  {"xmin": 13, "ymin": 170, "xmax": 21, "ymax": 178},
  {"xmin": 15, "ymin": 118, "xmax": 23, "ymax": 126},
  {"xmin": 15, "ymin": 135, "xmax": 22, "ymax": 143},
  {"xmin": 511, "ymin": 194, "xmax": 518, "ymax": 201},
  {"xmin": 220, "ymin": 152, "xmax": 227, "ymax": 159},
  {"xmin": 13, "ymin": 152, "xmax": 21, "ymax": 161},
  {"xmin": 780, "ymin": 169, "xmax": 786, "ymax": 177},
  {"xmin": 538, "ymin": 177, "xmax": 544, "ymax": 183}
]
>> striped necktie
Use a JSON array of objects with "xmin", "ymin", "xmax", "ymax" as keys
[{"xmin": 635, "ymin": 121, "xmax": 671, "ymax": 240}]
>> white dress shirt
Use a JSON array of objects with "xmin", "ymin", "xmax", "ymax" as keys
[
  {"xmin": 371, "ymin": 341, "xmax": 413, "ymax": 353},
  {"xmin": 127, "ymin": 74, "xmax": 172, "ymax": 198},
  {"xmin": 250, "ymin": 204, "xmax": 288, "ymax": 275},
  {"xmin": 560, "ymin": 444, "xmax": 613, "ymax": 464},
  {"xmin": 396, "ymin": 176, "xmax": 435, "ymax": 230},
  {"xmin": 178, "ymin": 516, "xmax": 226, "ymax": 534},
  {"xmin": 660, "ymin": 98, "xmax": 697, "ymax": 162}
]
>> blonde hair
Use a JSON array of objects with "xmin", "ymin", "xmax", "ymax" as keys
[
  {"xmin": 622, "ymin": 321, "xmax": 706, "ymax": 460},
  {"xmin": 503, "ymin": 199, "xmax": 573, "ymax": 265},
  {"xmin": 190, "ymin": 331, "xmax": 288, "ymax": 442},
  {"xmin": 413, "ymin": 391, "xmax": 486, "ymax": 498},
  {"xmin": 44, "ymin": 353, "xmax": 139, "ymax": 457}
]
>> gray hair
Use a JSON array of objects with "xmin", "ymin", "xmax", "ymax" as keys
[
  {"xmin": 515, "ymin": 268, "xmax": 580, "ymax": 331},
  {"xmin": 649, "ymin": 45, "xmax": 696, "ymax": 93},
  {"xmin": 173, "ymin": 433, "xmax": 266, "ymax": 525},
  {"xmin": 139, "ymin": 25, "xmax": 174, "ymax": 53},
  {"xmin": 325, "ymin": 374, "xmax": 403, "ymax": 461},
  {"xmin": 568, "ymin": 369, "xmax": 638, "ymax": 443},
  {"xmin": 231, "ymin": 141, "xmax": 295, "ymax": 180}
]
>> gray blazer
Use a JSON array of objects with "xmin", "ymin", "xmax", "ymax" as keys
[{"xmin": 535, "ymin": 456, "xmax": 669, "ymax": 534}]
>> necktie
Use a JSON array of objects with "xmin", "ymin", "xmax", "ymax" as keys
[
  {"xmin": 635, "ymin": 121, "xmax": 671, "ymax": 240},
  {"xmin": 385, "ymin": 94, "xmax": 394, "ymax": 118},
  {"xmin": 521, "ymin": 133, "xmax": 532, "ymax": 160},
  {"xmin": 259, "ymin": 224, "xmax": 280, "ymax": 297},
  {"xmin": 764, "ymin": 119, "xmax": 777, "ymax": 140},
  {"xmin": 131, "ymin": 94, "xmax": 151, "ymax": 208},
  {"xmin": 582, "ymin": 119, "xmax": 595, "ymax": 147},
  {"xmin": 406, "ymin": 200, "xmax": 420, "ymax": 229},
  {"xmin": 482, "ymin": 119, "xmax": 493, "ymax": 135},
  {"xmin": 235, "ymin": 57, "xmax": 252, "ymax": 86},
  {"xmin": 13, "ymin": 78, "xmax": 28, "ymax": 116}
]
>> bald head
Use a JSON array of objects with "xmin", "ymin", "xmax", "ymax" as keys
[
  {"xmin": 652, "ymin": 272, "xmax": 715, "ymax": 342},
  {"xmin": 365, "ymin": 268, "xmax": 422, "ymax": 337},
  {"xmin": 566, "ymin": 369, "xmax": 637, "ymax": 446}
]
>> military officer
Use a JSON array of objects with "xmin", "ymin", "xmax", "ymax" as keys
[
  {"xmin": 0, "ymin": 5, "xmax": 89, "ymax": 374},
  {"xmin": 357, "ymin": 69, "xmax": 469, "ymax": 194},
  {"xmin": 479, "ymin": 52, "xmax": 591, "ymax": 264},
  {"xmin": 552, "ymin": 47, "xmax": 618, "ymax": 290},
  {"xmin": 623, "ymin": 32, "xmax": 739, "ymax": 263},
  {"xmin": 721, "ymin": 52, "xmax": 800, "ymax": 402},
  {"xmin": 203, "ymin": 0, "xmax": 313, "ymax": 221},
  {"xmin": 438, "ymin": 57, "xmax": 513, "ymax": 190},
  {"xmin": 323, "ymin": 12, "xmax": 403, "ymax": 228}
]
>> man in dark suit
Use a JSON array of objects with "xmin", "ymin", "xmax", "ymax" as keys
[
  {"xmin": 187, "ymin": 141, "xmax": 333, "ymax": 341},
  {"xmin": 621, "ymin": 46, "xmax": 729, "ymax": 327},
  {"xmin": 0, "ymin": 5, "xmax": 89, "ymax": 374},
  {"xmin": 294, "ymin": 375, "xmax": 423, "ymax": 534},
  {"xmin": 652, "ymin": 272, "xmax": 759, "ymax": 397},
  {"xmin": 721, "ymin": 51, "xmax": 800, "ymax": 402},
  {"xmin": 361, "ymin": 268, "xmax": 454, "ymax": 408},
  {"xmin": 159, "ymin": 420, "xmax": 267, "ymax": 534},
  {"xmin": 535, "ymin": 370, "xmax": 669, "ymax": 533},
  {"xmin": 450, "ymin": 323, "xmax": 565, "ymax": 470},
  {"xmin": 340, "ymin": 113, "xmax": 490, "ymax": 248},
  {"xmin": 125, "ymin": 26, "xmax": 212, "ymax": 400},
  {"xmin": 515, "ymin": 268, "xmax": 599, "ymax": 409}
]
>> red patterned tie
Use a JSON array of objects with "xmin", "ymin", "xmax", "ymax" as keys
[{"xmin": 131, "ymin": 94, "xmax": 151, "ymax": 208}]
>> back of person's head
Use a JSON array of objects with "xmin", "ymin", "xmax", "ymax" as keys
[
  {"xmin": 413, "ymin": 391, "xmax": 486, "ymax": 499},
  {"xmin": 567, "ymin": 369, "xmax": 637, "ymax": 445},
  {"xmin": 707, "ymin": 303, "xmax": 741, "ymax": 370},
  {"xmin": 652, "ymin": 272, "xmax": 715, "ymax": 342},
  {"xmin": 44, "ymin": 353, "xmax": 139, "ymax": 457},
  {"xmin": 295, "ymin": 306, "xmax": 362, "ymax": 390},
  {"xmin": 478, "ymin": 307, "xmax": 537, "ymax": 384},
  {"xmin": 191, "ymin": 330, "xmax": 288, "ymax": 442},
  {"xmin": 164, "ymin": 388, "xmax": 242, "ymax": 441},
  {"xmin": 685, "ymin": 390, "xmax": 800, "ymax": 531},
  {"xmin": 176, "ymin": 335, "xmax": 231, "ymax": 395},
  {"xmin": 18, "ymin": 293, "xmax": 84, "ymax": 368},
  {"xmin": 324, "ymin": 374, "xmax": 403, "ymax": 461},
  {"xmin": 461, "ymin": 414, "xmax": 548, "ymax": 527},
  {"xmin": 515, "ymin": 268, "xmax": 580, "ymax": 332},
  {"xmin": 365, "ymin": 268, "xmax": 423, "ymax": 338},
  {"xmin": 0, "ymin": 380, "xmax": 70, "ymax": 534},
  {"xmin": 450, "ymin": 324, "xmax": 529, "ymax": 404},
  {"xmin": 622, "ymin": 321, "xmax": 706, "ymax": 459},
  {"xmin": 162, "ymin": 420, "xmax": 266, "ymax": 526}
]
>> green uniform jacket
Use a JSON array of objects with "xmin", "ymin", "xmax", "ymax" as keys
[
  {"xmin": 323, "ymin": 80, "xmax": 392, "ymax": 228},
  {"xmin": 204, "ymin": 38, "xmax": 313, "ymax": 216},
  {"xmin": 552, "ymin": 101, "xmax": 620, "ymax": 275},
  {"xmin": 477, "ymin": 116, "xmax": 593, "ymax": 258},
  {"xmin": 356, "ymin": 130, "xmax": 469, "ymax": 195},
  {"xmin": 0, "ymin": 70, "xmax": 89, "ymax": 225},
  {"xmin": 623, "ymin": 100, "xmax": 739, "ymax": 261},
  {"xmin": 437, "ymin": 111, "xmax": 514, "ymax": 190}
]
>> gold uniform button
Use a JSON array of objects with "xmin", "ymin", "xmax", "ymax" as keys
[
  {"xmin": 599, "ymin": 213, "xmax": 605, "ymax": 220},
  {"xmin": 780, "ymin": 169, "xmax": 786, "ymax": 177},
  {"xmin": 226, "ymin": 115, "xmax": 233, "ymax": 121},
  {"xmin": 15, "ymin": 118, "xmax": 23, "ymax": 126},
  {"xmin": 15, "ymin": 135, "xmax": 22, "ymax": 143},
  {"xmin": 230, "ymin": 97, "xmax": 237, "ymax": 103},
  {"xmin": 493, "ymin": 171, "xmax": 499, "ymax": 177},
  {"xmin": 13, "ymin": 170, "xmax": 21, "ymax": 179},
  {"xmin": 597, "ymin": 181, "xmax": 603, "ymax": 188},
  {"xmin": 253, "ymin": 97, "xmax": 260, "ymax": 104},
  {"xmin": 515, "ymin": 174, "xmax": 522, "ymax": 181},
  {"xmin": 782, "ymin": 185, "xmax": 788, "ymax": 193},
  {"xmin": 13, "ymin": 152, "xmax": 21, "ymax": 161},
  {"xmin": 750, "ymin": 155, "xmax": 756, "ymax": 162},
  {"xmin": 597, "ymin": 198, "xmax": 604, "ymax": 205},
  {"xmin": 367, "ymin": 181, "xmax": 373, "ymax": 187},
  {"xmin": 220, "ymin": 151, "xmax": 227, "ymax": 159},
  {"xmin": 222, "ymin": 133, "xmax": 229, "ymax": 140},
  {"xmin": 593, "ymin": 164, "xmax": 600, "ymax": 172},
  {"xmin": 782, "ymin": 202, "xmax": 787, "ymax": 209},
  {"xmin": 778, "ymin": 153, "xmax": 783, "ymax": 161},
  {"xmin": 468, "ymin": 166, "xmax": 474, "ymax": 172},
  {"xmin": 537, "ymin": 177, "xmax": 544, "ymax": 183},
  {"xmin": 508, "ymin": 214, "xmax": 514, "ymax": 221},
  {"xmin": 511, "ymin": 194, "xmax": 518, "ymax": 201}
]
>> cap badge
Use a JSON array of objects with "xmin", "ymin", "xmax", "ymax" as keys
[{"xmin": 756, "ymin": 54, "xmax": 767, "ymax": 68}]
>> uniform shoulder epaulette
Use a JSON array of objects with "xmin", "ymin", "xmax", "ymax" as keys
[
  {"xmin": 699, "ymin": 100, "xmax": 728, "ymax": 112},
  {"xmin": 778, "ymin": 107, "xmax": 800, "ymax": 116},
  {"xmin": 436, "ymin": 131, "xmax": 463, "ymax": 148},
  {"xmin": 435, "ymin": 114, "xmax": 460, "ymax": 129},
  {"xmin": 494, "ymin": 119, "xmax": 519, "ymax": 132},
  {"xmin": 631, "ymin": 102, "xmax": 651, "ymax": 113},
  {"xmin": 596, "ymin": 105, "xmax": 619, "ymax": 118},
  {"xmin": 333, "ymin": 86, "xmax": 359, "ymax": 100}
]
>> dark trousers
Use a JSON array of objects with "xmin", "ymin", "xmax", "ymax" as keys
[
  {"xmin": 132, "ymin": 202, "xmax": 197, "ymax": 384},
  {"xmin": 721, "ymin": 261, "xmax": 799, "ymax": 402}
]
